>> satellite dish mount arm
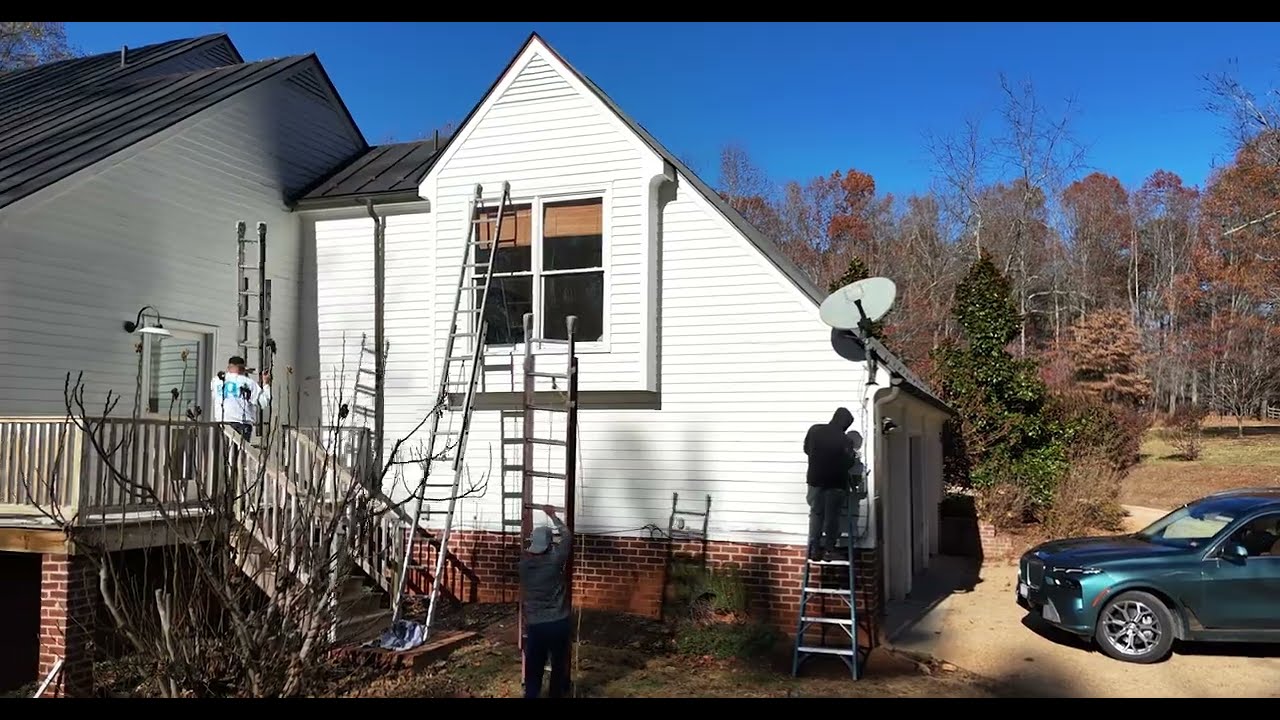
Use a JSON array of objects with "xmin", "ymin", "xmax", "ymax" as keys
[{"xmin": 852, "ymin": 298, "xmax": 873, "ymax": 338}]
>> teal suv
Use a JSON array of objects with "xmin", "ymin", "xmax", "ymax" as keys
[{"xmin": 1016, "ymin": 488, "xmax": 1280, "ymax": 663}]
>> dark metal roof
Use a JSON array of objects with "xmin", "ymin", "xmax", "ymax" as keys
[
  {"xmin": 0, "ymin": 35, "xmax": 318, "ymax": 210},
  {"xmin": 294, "ymin": 138, "xmax": 444, "ymax": 207}
]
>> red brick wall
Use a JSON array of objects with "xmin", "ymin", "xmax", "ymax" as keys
[
  {"xmin": 410, "ymin": 531, "xmax": 884, "ymax": 644},
  {"xmin": 38, "ymin": 554, "xmax": 95, "ymax": 698},
  {"xmin": 978, "ymin": 521, "xmax": 1017, "ymax": 561}
]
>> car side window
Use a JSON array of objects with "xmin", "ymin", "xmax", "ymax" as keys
[{"xmin": 1227, "ymin": 513, "xmax": 1280, "ymax": 558}]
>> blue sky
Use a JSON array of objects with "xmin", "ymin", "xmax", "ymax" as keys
[{"xmin": 65, "ymin": 22, "xmax": 1280, "ymax": 199}]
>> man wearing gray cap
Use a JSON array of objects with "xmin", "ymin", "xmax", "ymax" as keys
[{"xmin": 520, "ymin": 504, "xmax": 573, "ymax": 698}]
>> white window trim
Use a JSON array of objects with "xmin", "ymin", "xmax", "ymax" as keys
[
  {"xmin": 139, "ymin": 318, "xmax": 218, "ymax": 421},
  {"xmin": 473, "ymin": 186, "xmax": 612, "ymax": 358}
]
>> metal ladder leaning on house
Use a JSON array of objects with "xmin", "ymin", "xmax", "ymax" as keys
[
  {"xmin": 389, "ymin": 182, "xmax": 514, "ymax": 634},
  {"xmin": 235, "ymin": 221, "xmax": 276, "ymax": 438},
  {"xmin": 499, "ymin": 312, "xmax": 580, "ymax": 690},
  {"xmin": 791, "ymin": 489, "xmax": 861, "ymax": 680}
]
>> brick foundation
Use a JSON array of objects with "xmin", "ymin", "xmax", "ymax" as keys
[
  {"xmin": 38, "ymin": 554, "xmax": 95, "ymax": 697},
  {"xmin": 410, "ymin": 532, "xmax": 884, "ymax": 645}
]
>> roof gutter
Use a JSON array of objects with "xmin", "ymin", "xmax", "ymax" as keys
[{"xmin": 365, "ymin": 198, "xmax": 386, "ymax": 474}]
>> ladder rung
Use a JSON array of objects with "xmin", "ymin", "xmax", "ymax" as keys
[
  {"xmin": 803, "ymin": 588, "xmax": 851, "ymax": 595},
  {"xmin": 501, "ymin": 464, "xmax": 523, "ymax": 471},
  {"xmin": 501, "ymin": 492, "xmax": 524, "ymax": 499},
  {"xmin": 462, "ymin": 262, "xmax": 490, "ymax": 269},
  {"xmin": 424, "ymin": 483, "xmax": 456, "ymax": 488},
  {"xmin": 796, "ymin": 646, "xmax": 856, "ymax": 656},
  {"xmin": 502, "ymin": 437, "xmax": 567, "ymax": 446},
  {"xmin": 808, "ymin": 559, "xmax": 851, "ymax": 566},
  {"xmin": 502, "ymin": 519, "xmax": 522, "ymax": 527},
  {"xmin": 800, "ymin": 617, "xmax": 853, "ymax": 625},
  {"xmin": 354, "ymin": 384, "xmax": 376, "ymax": 394},
  {"xmin": 673, "ymin": 510, "xmax": 707, "ymax": 517},
  {"xmin": 534, "ymin": 338, "xmax": 570, "ymax": 345},
  {"xmin": 529, "ymin": 372, "xmax": 568, "ymax": 380},
  {"xmin": 528, "ymin": 404, "xmax": 569, "ymax": 413},
  {"xmin": 528, "ymin": 470, "xmax": 567, "ymax": 480}
]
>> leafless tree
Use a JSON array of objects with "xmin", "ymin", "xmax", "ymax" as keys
[
  {"xmin": 17, "ymin": 337, "xmax": 484, "ymax": 697},
  {"xmin": 0, "ymin": 22, "xmax": 75, "ymax": 72},
  {"xmin": 926, "ymin": 117, "xmax": 990, "ymax": 257},
  {"xmin": 1212, "ymin": 317, "xmax": 1280, "ymax": 437}
]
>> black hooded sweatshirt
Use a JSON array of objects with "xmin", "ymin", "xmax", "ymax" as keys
[{"xmin": 804, "ymin": 407, "xmax": 855, "ymax": 489}]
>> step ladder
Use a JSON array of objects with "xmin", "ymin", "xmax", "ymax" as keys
[
  {"xmin": 668, "ymin": 492, "xmax": 711, "ymax": 542},
  {"xmin": 661, "ymin": 492, "xmax": 712, "ymax": 623},
  {"xmin": 235, "ymin": 221, "xmax": 275, "ymax": 438},
  {"xmin": 508, "ymin": 312, "xmax": 580, "ymax": 692},
  {"xmin": 389, "ymin": 182, "xmax": 513, "ymax": 631},
  {"xmin": 350, "ymin": 333, "xmax": 387, "ymax": 426},
  {"xmin": 791, "ymin": 488, "xmax": 861, "ymax": 680}
]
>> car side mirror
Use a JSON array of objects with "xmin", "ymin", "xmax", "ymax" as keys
[{"xmin": 1222, "ymin": 542, "xmax": 1249, "ymax": 561}]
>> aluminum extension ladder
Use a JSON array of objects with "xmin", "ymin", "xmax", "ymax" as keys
[
  {"xmin": 390, "ymin": 182, "xmax": 513, "ymax": 631},
  {"xmin": 791, "ymin": 484, "xmax": 862, "ymax": 680},
  {"xmin": 503, "ymin": 312, "xmax": 580, "ymax": 692},
  {"xmin": 235, "ymin": 221, "xmax": 275, "ymax": 437}
]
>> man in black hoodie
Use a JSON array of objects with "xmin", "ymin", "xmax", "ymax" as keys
[{"xmin": 803, "ymin": 407, "xmax": 856, "ymax": 561}]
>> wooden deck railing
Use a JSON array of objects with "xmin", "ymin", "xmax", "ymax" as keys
[{"xmin": 0, "ymin": 416, "xmax": 410, "ymax": 596}]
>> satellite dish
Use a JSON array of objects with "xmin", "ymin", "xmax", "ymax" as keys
[{"xmin": 819, "ymin": 277, "xmax": 897, "ymax": 332}]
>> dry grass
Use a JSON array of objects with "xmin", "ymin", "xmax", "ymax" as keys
[
  {"xmin": 1121, "ymin": 416, "xmax": 1280, "ymax": 509},
  {"xmin": 321, "ymin": 604, "xmax": 1006, "ymax": 699}
]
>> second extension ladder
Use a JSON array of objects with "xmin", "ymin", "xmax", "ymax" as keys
[
  {"xmin": 791, "ymin": 486, "xmax": 862, "ymax": 680},
  {"xmin": 504, "ymin": 312, "xmax": 580, "ymax": 693}
]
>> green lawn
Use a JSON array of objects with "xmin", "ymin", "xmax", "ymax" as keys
[{"xmin": 1121, "ymin": 418, "xmax": 1280, "ymax": 509}]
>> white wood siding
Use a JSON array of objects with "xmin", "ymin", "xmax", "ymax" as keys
[
  {"xmin": 430, "ymin": 52, "xmax": 651, "ymax": 393},
  {"xmin": 310, "ymin": 209, "xmax": 437, "ymax": 499},
  {"xmin": 307, "ymin": 44, "xmax": 904, "ymax": 547},
  {"xmin": 446, "ymin": 177, "xmax": 872, "ymax": 545},
  {"xmin": 0, "ymin": 68, "xmax": 363, "ymax": 418}
]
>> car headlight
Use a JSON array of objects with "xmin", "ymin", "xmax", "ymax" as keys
[{"xmin": 1051, "ymin": 566, "xmax": 1102, "ymax": 575}]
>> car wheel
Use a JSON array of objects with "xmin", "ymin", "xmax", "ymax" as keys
[{"xmin": 1093, "ymin": 591, "xmax": 1175, "ymax": 664}]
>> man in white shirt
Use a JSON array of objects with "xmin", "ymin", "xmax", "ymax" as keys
[{"xmin": 210, "ymin": 355, "xmax": 272, "ymax": 440}]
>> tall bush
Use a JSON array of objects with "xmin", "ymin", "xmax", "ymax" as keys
[{"xmin": 935, "ymin": 253, "xmax": 1068, "ymax": 510}]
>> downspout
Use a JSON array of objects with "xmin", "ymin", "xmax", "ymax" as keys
[
  {"xmin": 870, "ymin": 362, "xmax": 903, "ymax": 605},
  {"xmin": 365, "ymin": 199, "xmax": 386, "ymax": 476}
]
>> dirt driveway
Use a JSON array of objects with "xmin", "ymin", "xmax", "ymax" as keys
[{"xmin": 889, "ymin": 511, "xmax": 1280, "ymax": 698}]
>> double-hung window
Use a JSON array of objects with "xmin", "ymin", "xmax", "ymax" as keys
[{"xmin": 474, "ymin": 195, "xmax": 606, "ymax": 347}]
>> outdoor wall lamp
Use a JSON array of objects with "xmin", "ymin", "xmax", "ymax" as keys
[
  {"xmin": 882, "ymin": 417, "xmax": 899, "ymax": 434},
  {"xmin": 123, "ymin": 305, "xmax": 172, "ymax": 338}
]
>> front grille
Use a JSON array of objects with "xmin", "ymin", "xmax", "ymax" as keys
[{"xmin": 1027, "ymin": 559, "xmax": 1045, "ymax": 588}]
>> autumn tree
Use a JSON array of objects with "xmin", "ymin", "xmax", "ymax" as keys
[
  {"xmin": 0, "ymin": 22, "xmax": 74, "ymax": 71},
  {"xmin": 936, "ymin": 253, "xmax": 1067, "ymax": 510},
  {"xmin": 1066, "ymin": 309, "xmax": 1153, "ymax": 408},
  {"xmin": 1060, "ymin": 173, "xmax": 1132, "ymax": 317},
  {"xmin": 716, "ymin": 144, "xmax": 787, "ymax": 248}
]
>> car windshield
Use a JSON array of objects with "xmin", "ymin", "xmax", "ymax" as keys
[{"xmin": 1135, "ymin": 500, "xmax": 1241, "ymax": 548}]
